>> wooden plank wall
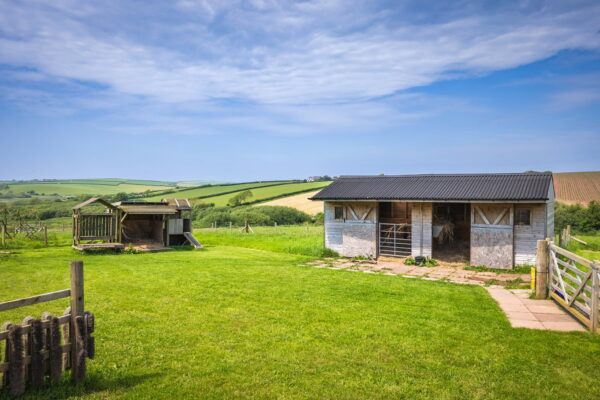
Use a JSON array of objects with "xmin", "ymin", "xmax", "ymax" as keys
[
  {"xmin": 470, "ymin": 203, "xmax": 514, "ymax": 269},
  {"xmin": 411, "ymin": 203, "xmax": 432, "ymax": 257},
  {"xmin": 323, "ymin": 201, "xmax": 377, "ymax": 257},
  {"xmin": 514, "ymin": 203, "xmax": 547, "ymax": 266}
]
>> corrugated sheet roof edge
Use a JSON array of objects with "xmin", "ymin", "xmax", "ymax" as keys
[{"xmin": 311, "ymin": 173, "xmax": 552, "ymax": 201}]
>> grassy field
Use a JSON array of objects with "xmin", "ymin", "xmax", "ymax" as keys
[
  {"xmin": 1, "ymin": 228, "xmax": 600, "ymax": 399},
  {"xmin": 0, "ymin": 179, "xmax": 177, "ymax": 200},
  {"xmin": 564, "ymin": 234, "xmax": 600, "ymax": 261},
  {"xmin": 257, "ymin": 190, "xmax": 323, "ymax": 215},
  {"xmin": 142, "ymin": 181, "xmax": 293, "ymax": 201},
  {"xmin": 195, "ymin": 181, "xmax": 330, "ymax": 207}
]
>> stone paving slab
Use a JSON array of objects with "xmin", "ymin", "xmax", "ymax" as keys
[{"xmin": 486, "ymin": 287, "xmax": 586, "ymax": 332}]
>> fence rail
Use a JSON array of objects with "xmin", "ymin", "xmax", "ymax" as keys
[
  {"xmin": 543, "ymin": 241, "xmax": 599, "ymax": 333},
  {"xmin": 0, "ymin": 261, "xmax": 95, "ymax": 397},
  {"xmin": 379, "ymin": 223, "xmax": 412, "ymax": 257}
]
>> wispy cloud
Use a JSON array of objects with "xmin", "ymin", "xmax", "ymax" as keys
[{"xmin": 0, "ymin": 0, "xmax": 599, "ymax": 106}]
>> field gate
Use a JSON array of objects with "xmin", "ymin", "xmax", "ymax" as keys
[{"xmin": 537, "ymin": 240, "xmax": 600, "ymax": 333}]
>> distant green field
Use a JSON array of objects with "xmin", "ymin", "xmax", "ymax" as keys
[
  {"xmin": 0, "ymin": 178, "xmax": 178, "ymax": 199},
  {"xmin": 3, "ymin": 182, "xmax": 171, "ymax": 196},
  {"xmin": 196, "ymin": 181, "xmax": 331, "ymax": 206},
  {"xmin": 143, "ymin": 181, "xmax": 294, "ymax": 201}
]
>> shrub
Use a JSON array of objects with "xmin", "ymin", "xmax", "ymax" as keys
[
  {"xmin": 313, "ymin": 212, "xmax": 324, "ymax": 225},
  {"xmin": 255, "ymin": 206, "xmax": 311, "ymax": 225},
  {"xmin": 404, "ymin": 256, "xmax": 438, "ymax": 267},
  {"xmin": 198, "ymin": 211, "xmax": 233, "ymax": 228},
  {"xmin": 228, "ymin": 190, "xmax": 253, "ymax": 206},
  {"xmin": 555, "ymin": 201, "xmax": 600, "ymax": 233},
  {"xmin": 230, "ymin": 209, "xmax": 272, "ymax": 226}
]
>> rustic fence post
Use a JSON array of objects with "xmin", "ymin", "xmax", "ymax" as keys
[
  {"xmin": 1, "ymin": 224, "xmax": 5, "ymax": 248},
  {"xmin": 43, "ymin": 225, "xmax": 48, "ymax": 247},
  {"xmin": 591, "ymin": 263, "xmax": 599, "ymax": 333},
  {"xmin": 535, "ymin": 239, "xmax": 549, "ymax": 299},
  {"xmin": 70, "ymin": 261, "xmax": 86, "ymax": 382},
  {"xmin": 8, "ymin": 325, "xmax": 25, "ymax": 397}
]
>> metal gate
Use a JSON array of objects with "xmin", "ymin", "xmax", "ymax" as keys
[{"xmin": 379, "ymin": 223, "xmax": 412, "ymax": 257}]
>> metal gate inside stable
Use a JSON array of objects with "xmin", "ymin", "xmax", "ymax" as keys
[{"xmin": 379, "ymin": 223, "xmax": 412, "ymax": 257}]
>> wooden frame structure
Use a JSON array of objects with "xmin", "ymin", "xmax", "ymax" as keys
[
  {"xmin": 72, "ymin": 198, "xmax": 201, "ymax": 251},
  {"xmin": 72, "ymin": 198, "xmax": 122, "ymax": 250}
]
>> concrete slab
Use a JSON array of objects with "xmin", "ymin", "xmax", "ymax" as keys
[{"xmin": 485, "ymin": 287, "xmax": 586, "ymax": 332}]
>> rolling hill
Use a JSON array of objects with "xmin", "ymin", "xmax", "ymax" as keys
[
  {"xmin": 257, "ymin": 190, "xmax": 324, "ymax": 215},
  {"xmin": 553, "ymin": 172, "xmax": 600, "ymax": 205},
  {"xmin": 0, "ymin": 178, "xmax": 177, "ymax": 201},
  {"xmin": 193, "ymin": 181, "xmax": 330, "ymax": 207}
]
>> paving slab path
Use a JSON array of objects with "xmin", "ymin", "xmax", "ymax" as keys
[
  {"xmin": 306, "ymin": 258, "xmax": 530, "ymax": 286},
  {"xmin": 486, "ymin": 287, "xmax": 585, "ymax": 332}
]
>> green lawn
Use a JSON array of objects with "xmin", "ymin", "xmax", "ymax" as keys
[
  {"xmin": 1, "ymin": 229, "xmax": 599, "ymax": 399},
  {"xmin": 565, "ymin": 234, "xmax": 600, "ymax": 261}
]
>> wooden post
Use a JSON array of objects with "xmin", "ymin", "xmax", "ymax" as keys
[
  {"xmin": 70, "ymin": 261, "xmax": 86, "ymax": 382},
  {"xmin": 535, "ymin": 239, "xmax": 549, "ymax": 299},
  {"xmin": 591, "ymin": 263, "xmax": 599, "ymax": 333},
  {"xmin": 1, "ymin": 224, "xmax": 5, "ymax": 248},
  {"xmin": 43, "ymin": 225, "xmax": 48, "ymax": 247},
  {"xmin": 8, "ymin": 325, "xmax": 25, "ymax": 397}
]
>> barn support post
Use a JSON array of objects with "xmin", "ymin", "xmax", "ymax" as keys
[
  {"xmin": 70, "ymin": 261, "xmax": 86, "ymax": 382},
  {"xmin": 535, "ymin": 239, "xmax": 550, "ymax": 299}
]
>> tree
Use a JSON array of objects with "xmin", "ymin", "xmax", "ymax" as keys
[{"xmin": 227, "ymin": 190, "xmax": 253, "ymax": 206}]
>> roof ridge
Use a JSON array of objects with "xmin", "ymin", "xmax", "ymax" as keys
[{"xmin": 338, "ymin": 172, "xmax": 552, "ymax": 178}]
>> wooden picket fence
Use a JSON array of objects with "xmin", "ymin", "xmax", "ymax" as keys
[{"xmin": 0, "ymin": 261, "xmax": 95, "ymax": 397}]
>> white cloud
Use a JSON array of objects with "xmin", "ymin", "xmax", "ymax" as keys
[{"xmin": 0, "ymin": 0, "xmax": 599, "ymax": 105}]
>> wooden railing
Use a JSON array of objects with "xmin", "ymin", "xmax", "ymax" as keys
[
  {"xmin": 0, "ymin": 261, "xmax": 95, "ymax": 397},
  {"xmin": 77, "ymin": 214, "xmax": 117, "ymax": 241},
  {"xmin": 538, "ymin": 240, "xmax": 599, "ymax": 333}
]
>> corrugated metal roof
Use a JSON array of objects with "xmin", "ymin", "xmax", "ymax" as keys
[
  {"xmin": 118, "ymin": 204, "xmax": 178, "ymax": 214},
  {"xmin": 311, "ymin": 173, "xmax": 553, "ymax": 201}
]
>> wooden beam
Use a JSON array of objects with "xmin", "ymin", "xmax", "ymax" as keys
[
  {"xmin": 0, "ymin": 289, "xmax": 70, "ymax": 312},
  {"xmin": 492, "ymin": 207, "xmax": 508, "ymax": 225},
  {"xmin": 475, "ymin": 206, "xmax": 490, "ymax": 225}
]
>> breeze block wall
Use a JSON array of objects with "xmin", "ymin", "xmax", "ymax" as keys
[{"xmin": 324, "ymin": 201, "xmax": 377, "ymax": 257}]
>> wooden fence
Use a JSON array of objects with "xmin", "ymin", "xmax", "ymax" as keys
[
  {"xmin": 0, "ymin": 261, "xmax": 95, "ymax": 397},
  {"xmin": 537, "ymin": 239, "xmax": 599, "ymax": 333}
]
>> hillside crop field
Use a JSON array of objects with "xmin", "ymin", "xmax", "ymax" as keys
[
  {"xmin": 1, "ymin": 227, "xmax": 599, "ymax": 399},
  {"xmin": 553, "ymin": 172, "xmax": 600, "ymax": 205},
  {"xmin": 194, "ymin": 181, "xmax": 330, "ymax": 206},
  {"xmin": 257, "ymin": 190, "xmax": 324, "ymax": 215},
  {"xmin": 142, "ymin": 181, "xmax": 293, "ymax": 201}
]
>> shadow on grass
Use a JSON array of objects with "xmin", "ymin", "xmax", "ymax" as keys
[{"xmin": 0, "ymin": 372, "xmax": 161, "ymax": 400}]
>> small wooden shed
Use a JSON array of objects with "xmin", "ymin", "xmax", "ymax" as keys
[
  {"xmin": 72, "ymin": 198, "xmax": 201, "ymax": 251},
  {"xmin": 312, "ymin": 173, "xmax": 554, "ymax": 269}
]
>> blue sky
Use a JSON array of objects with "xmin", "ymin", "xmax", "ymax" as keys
[{"xmin": 1, "ymin": 0, "xmax": 599, "ymax": 182}]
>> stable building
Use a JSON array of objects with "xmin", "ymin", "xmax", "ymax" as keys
[
  {"xmin": 311, "ymin": 173, "xmax": 554, "ymax": 269},
  {"xmin": 72, "ymin": 198, "xmax": 202, "ymax": 251}
]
